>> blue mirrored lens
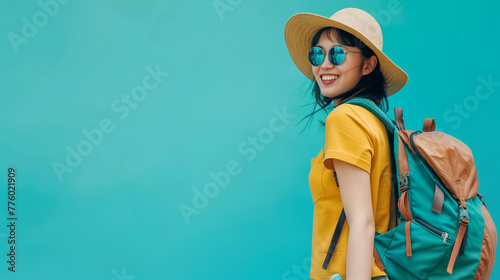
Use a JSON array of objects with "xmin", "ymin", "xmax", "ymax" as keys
[
  {"xmin": 329, "ymin": 46, "xmax": 345, "ymax": 65},
  {"xmin": 308, "ymin": 47, "xmax": 324, "ymax": 66}
]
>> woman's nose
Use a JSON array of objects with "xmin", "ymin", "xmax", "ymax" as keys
[{"xmin": 321, "ymin": 56, "xmax": 334, "ymax": 69}]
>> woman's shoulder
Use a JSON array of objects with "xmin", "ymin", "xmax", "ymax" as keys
[
  {"xmin": 326, "ymin": 102, "xmax": 386, "ymax": 135},
  {"xmin": 326, "ymin": 103, "xmax": 373, "ymax": 125}
]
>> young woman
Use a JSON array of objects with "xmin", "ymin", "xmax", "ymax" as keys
[{"xmin": 284, "ymin": 8, "xmax": 408, "ymax": 280}]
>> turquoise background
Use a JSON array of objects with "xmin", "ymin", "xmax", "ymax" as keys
[{"xmin": 1, "ymin": 0, "xmax": 498, "ymax": 279}]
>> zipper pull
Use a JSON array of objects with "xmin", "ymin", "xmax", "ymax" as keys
[
  {"xmin": 442, "ymin": 232, "xmax": 449, "ymax": 255},
  {"xmin": 442, "ymin": 232, "xmax": 449, "ymax": 244}
]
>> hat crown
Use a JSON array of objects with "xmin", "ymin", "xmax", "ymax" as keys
[{"xmin": 330, "ymin": 8, "xmax": 383, "ymax": 50}]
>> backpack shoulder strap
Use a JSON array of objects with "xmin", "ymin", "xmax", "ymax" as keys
[
  {"xmin": 322, "ymin": 208, "xmax": 346, "ymax": 270},
  {"xmin": 342, "ymin": 98, "xmax": 397, "ymax": 134}
]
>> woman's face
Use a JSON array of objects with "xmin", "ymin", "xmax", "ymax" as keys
[{"xmin": 311, "ymin": 30, "xmax": 370, "ymax": 105}]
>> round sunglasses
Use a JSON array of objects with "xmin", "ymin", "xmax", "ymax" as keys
[{"xmin": 308, "ymin": 46, "xmax": 362, "ymax": 66}]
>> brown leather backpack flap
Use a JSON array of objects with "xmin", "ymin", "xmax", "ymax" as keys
[
  {"xmin": 398, "ymin": 130, "xmax": 479, "ymax": 205},
  {"xmin": 473, "ymin": 205, "xmax": 497, "ymax": 280}
]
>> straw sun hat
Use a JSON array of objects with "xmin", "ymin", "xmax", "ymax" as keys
[{"xmin": 284, "ymin": 7, "xmax": 408, "ymax": 97}]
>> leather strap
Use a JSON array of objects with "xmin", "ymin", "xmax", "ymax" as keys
[
  {"xmin": 447, "ymin": 219, "xmax": 469, "ymax": 274},
  {"xmin": 373, "ymin": 245, "xmax": 385, "ymax": 271},
  {"xmin": 432, "ymin": 183, "xmax": 444, "ymax": 214},
  {"xmin": 398, "ymin": 190, "xmax": 412, "ymax": 222},
  {"xmin": 423, "ymin": 118, "xmax": 436, "ymax": 132},
  {"xmin": 397, "ymin": 136, "xmax": 413, "ymax": 257},
  {"xmin": 322, "ymin": 208, "xmax": 346, "ymax": 269},
  {"xmin": 397, "ymin": 141, "xmax": 412, "ymax": 222},
  {"xmin": 397, "ymin": 136, "xmax": 410, "ymax": 179},
  {"xmin": 398, "ymin": 190, "xmax": 413, "ymax": 257},
  {"xmin": 405, "ymin": 220, "xmax": 413, "ymax": 257},
  {"xmin": 394, "ymin": 108, "xmax": 405, "ymax": 131}
]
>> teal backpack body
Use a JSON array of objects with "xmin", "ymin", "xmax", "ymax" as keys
[{"xmin": 335, "ymin": 98, "xmax": 497, "ymax": 279}]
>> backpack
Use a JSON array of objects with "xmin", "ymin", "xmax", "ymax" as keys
[{"xmin": 321, "ymin": 98, "xmax": 497, "ymax": 279}]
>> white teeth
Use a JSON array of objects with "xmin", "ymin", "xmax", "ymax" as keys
[{"xmin": 322, "ymin": 75, "xmax": 339, "ymax": 81}]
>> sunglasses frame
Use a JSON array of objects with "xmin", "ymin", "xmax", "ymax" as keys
[{"xmin": 308, "ymin": 45, "xmax": 363, "ymax": 67}]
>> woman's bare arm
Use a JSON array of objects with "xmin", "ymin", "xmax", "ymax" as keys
[{"xmin": 332, "ymin": 158, "xmax": 375, "ymax": 280}]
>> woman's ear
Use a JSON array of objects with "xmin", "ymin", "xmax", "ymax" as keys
[{"xmin": 361, "ymin": 55, "xmax": 377, "ymax": 76}]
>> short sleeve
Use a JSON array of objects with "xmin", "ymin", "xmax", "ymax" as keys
[{"xmin": 323, "ymin": 104, "xmax": 374, "ymax": 173}]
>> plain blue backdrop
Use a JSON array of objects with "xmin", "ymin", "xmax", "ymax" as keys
[{"xmin": 0, "ymin": 0, "xmax": 498, "ymax": 279}]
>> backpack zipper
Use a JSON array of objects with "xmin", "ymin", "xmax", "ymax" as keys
[{"xmin": 414, "ymin": 217, "xmax": 449, "ymax": 244}]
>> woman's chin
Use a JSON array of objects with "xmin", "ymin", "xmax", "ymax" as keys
[{"xmin": 320, "ymin": 91, "xmax": 339, "ymax": 99}]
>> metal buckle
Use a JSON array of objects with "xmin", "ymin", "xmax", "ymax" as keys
[
  {"xmin": 399, "ymin": 173, "xmax": 409, "ymax": 191},
  {"xmin": 459, "ymin": 206, "xmax": 469, "ymax": 224}
]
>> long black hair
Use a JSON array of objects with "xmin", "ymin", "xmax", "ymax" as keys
[{"xmin": 299, "ymin": 27, "xmax": 388, "ymax": 128}]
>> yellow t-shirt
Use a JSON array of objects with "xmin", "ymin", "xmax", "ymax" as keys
[{"xmin": 308, "ymin": 100, "xmax": 395, "ymax": 280}]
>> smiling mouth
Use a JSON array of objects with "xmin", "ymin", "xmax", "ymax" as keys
[
  {"xmin": 321, "ymin": 74, "xmax": 339, "ymax": 81},
  {"xmin": 320, "ymin": 74, "xmax": 339, "ymax": 85}
]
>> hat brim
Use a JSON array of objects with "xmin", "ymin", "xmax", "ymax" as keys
[{"xmin": 284, "ymin": 13, "xmax": 408, "ymax": 97}]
